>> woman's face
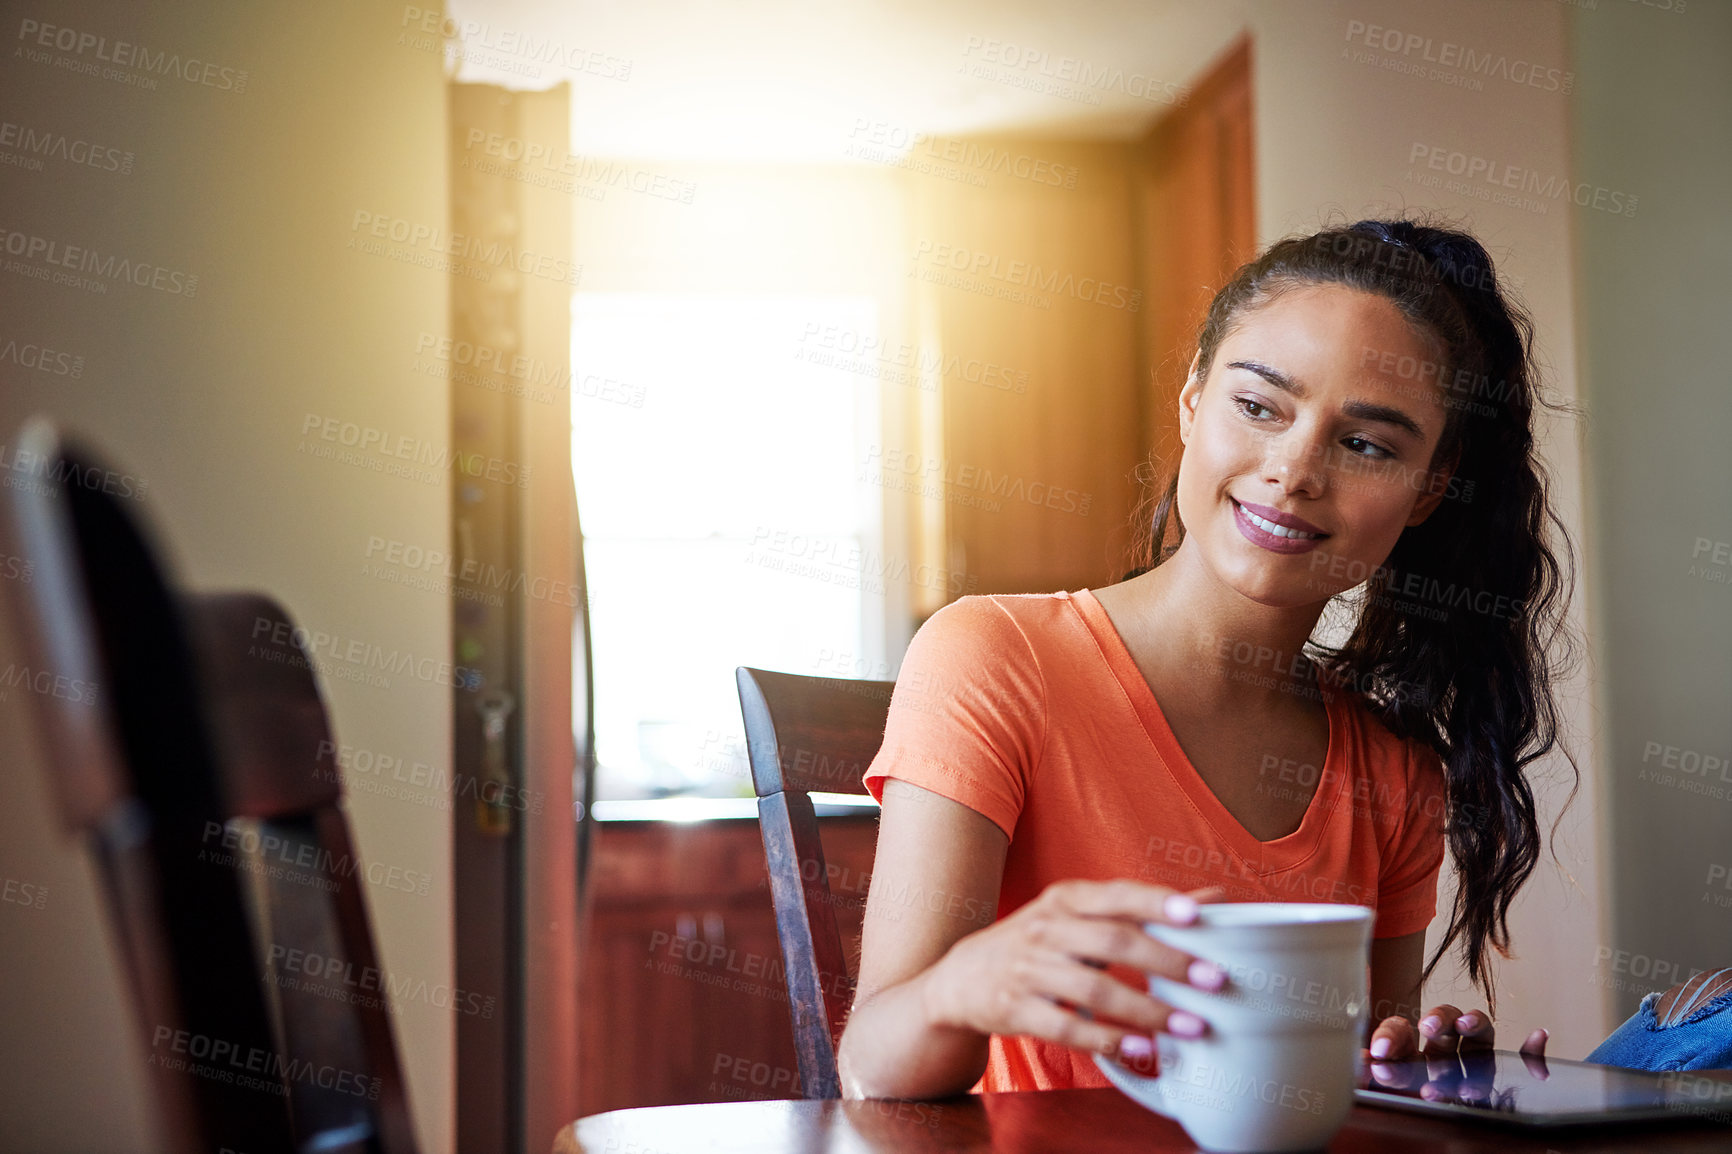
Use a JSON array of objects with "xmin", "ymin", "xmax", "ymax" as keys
[{"xmin": 1174, "ymin": 282, "xmax": 1455, "ymax": 609}]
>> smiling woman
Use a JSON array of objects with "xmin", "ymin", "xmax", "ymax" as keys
[
  {"xmin": 1134, "ymin": 221, "xmax": 1577, "ymax": 1011},
  {"xmin": 836, "ymin": 219, "xmax": 1576, "ymax": 1101}
]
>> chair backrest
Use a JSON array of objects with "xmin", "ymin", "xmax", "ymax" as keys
[
  {"xmin": 187, "ymin": 591, "xmax": 420, "ymax": 1154},
  {"xmin": 734, "ymin": 666, "xmax": 893, "ymax": 1100},
  {"xmin": 4, "ymin": 420, "xmax": 420, "ymax": 1154},
  {"xmin": 3, "ymin": 420, "xmax": 295, "ymax": 1154}
]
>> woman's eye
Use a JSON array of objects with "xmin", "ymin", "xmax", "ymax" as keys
[
  {"xmin": 1234, "ymin": 397, "xmax": 1272, "ymax": 420},
  {"xmin": 1342, "ymin": 436, "xmax": 1393, "ymax": 460}
]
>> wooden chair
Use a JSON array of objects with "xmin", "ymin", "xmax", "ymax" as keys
[
  {"xmin": 4, "ymin": 420, "xmax": 295, "ymax": 1154},
  {"xmin": 734, "ymin": 666, "xmax": 894, "ymax": 1100},
  {"xmin": 4, "ymin": 420, "xmax": 418, "ymax": 1154}
]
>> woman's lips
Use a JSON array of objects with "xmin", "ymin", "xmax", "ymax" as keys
[{"xmin": 1231, "ymin": 498, "xmax": 1329, "ymax": 555}]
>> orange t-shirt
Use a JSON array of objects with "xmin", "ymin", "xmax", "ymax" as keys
[{"xmin": 862, "ymin": 590, "xmax": 1448, "ymax": 1094}]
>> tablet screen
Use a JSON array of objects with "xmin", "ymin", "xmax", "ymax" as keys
[{"xmin": 1354, "ymin": 1049, "xmax": 1732, "ymax": 1128}]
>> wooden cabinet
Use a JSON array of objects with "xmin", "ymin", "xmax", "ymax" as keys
[{"xmin": 575, "ymin": 814, "xmax": 879, "ymax": 1116}]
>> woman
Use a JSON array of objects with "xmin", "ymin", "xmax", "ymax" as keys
[{"xmin": 837, "ymin": 219, "xmax": 1573, "ymax": 1099}]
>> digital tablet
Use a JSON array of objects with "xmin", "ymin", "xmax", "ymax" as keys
[{"xmin": 1354, "ymin": 1049, "xmax": 1732, "ymax": 1128}]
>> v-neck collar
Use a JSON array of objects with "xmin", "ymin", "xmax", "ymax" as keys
[{"xmin": 1071, "ymin": 587, "xmax": 1346, "ymax": 875}]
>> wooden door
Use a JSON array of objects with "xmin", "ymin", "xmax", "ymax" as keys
[{"xmin": 1131, "ymin": 37, "xmax": 1257, "ymax": 489}]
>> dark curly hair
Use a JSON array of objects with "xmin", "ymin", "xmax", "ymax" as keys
[{"xmin": 1127, "ymin": 218, "xmax": 1578, "ymax": 1011}]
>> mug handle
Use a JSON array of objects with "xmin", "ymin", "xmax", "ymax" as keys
[{"xmin": 1092, "ymin": 1052, "xmax": 1175, "ymax": 1119}]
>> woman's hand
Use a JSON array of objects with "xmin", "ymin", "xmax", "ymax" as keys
[
  {"xmin": 920, "ymin": 879, "xmax": 1226, "ymax": 1064},
  {"xmin": 1364, "ymin": 1005, "xmax": 1550, "ymax": 1099}
]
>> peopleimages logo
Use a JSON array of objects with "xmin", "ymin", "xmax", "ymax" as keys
[
  {"xmin": 959, "ymin": 36, "xmax": 1188, "ymax": 107},
  {"xmin": 349, "ymin": 211, "xmax": 582, "ymax": 287},
  {"xmin": 0, "ymin": 336, "xmax": 83, "ymax": 378},
  {"xmin": 1407, "ymin": 142, "xmax": 1637, "ymax": 217},
  {"xmin": 0, "ymin": 226, "xmax": 197, "ymax": 296},
  {"xmin": 298, "ymin": 413, "xmax": 532, "ymax": 489},
  {"xmin": 0, "ymin": 120, "xmax": 134, "ymax": 174},
  {"xmin": 1342, "ymin": 19, "xmax": 1574, "ymax": 94},
  {"xmin": 459, "ymin": 130, "xmax": 693, "ymax": 204},
  {"xmin": 16, "ymin": 19, "xmax": 250, "ymax": 92},
  {"xmin": 911, "ymin": 239, "xmax": 1140, "ymax": 312},
  {"xmin": 399, "ymin": 7, "xmax": 632, "ymax": 82},
  {"xmin": 248, "ymin": 614, "xmax": 483, "ymax": 692},
  {"xmin": 863, "ymin": 444, "xmax": 1092, "ymax": 515},
  {"xmin": 149, "ymin": 1027, "xmax": 378, "ymax": 1101}
]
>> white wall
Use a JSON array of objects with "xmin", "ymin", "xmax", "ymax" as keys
[{"xmin": 0, "ymin": 3, "xmax": 453, "ymax": 1150}]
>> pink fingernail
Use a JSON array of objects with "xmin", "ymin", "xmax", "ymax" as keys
[
  {"xmin": 1188, "ymin": 960, "xmax": 1225, "ymax": 990},
  {"xmin": 1119, "ymin": 1034, "xmax": 1154, "ymax": 1059},
  {"xmin": 1369, "ymin": 1037, "xmax": 1392, "ymax": 1059},
  {"xmin": 1165, "ymin": 894, "xmax": 1198, "ymax": 923},
  {"xmin": 1168, "ymin": 1011, "xmax": 1205, "ymax": 1038},
  {"xmin": 1420, "ymin": 1015, "xmax": 1442, "ymax": 1034},
  {"xmin": 1456, "ymin": 1013, "xmax": 1480, "ymax": 1031}
]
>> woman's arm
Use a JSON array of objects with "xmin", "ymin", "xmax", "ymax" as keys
[
  {"xmin": 837, "ymin": 780, "xmax": 1009, "ymax": 1099},
  {"xmin": 1368, "ymin": 931, "xmax": 1426, "ymax": 1031},
  {"xmin": 837, "ymin": 779, "xmax": 1214, "ymax": 1100}
]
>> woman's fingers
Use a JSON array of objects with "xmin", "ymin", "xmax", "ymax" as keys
[
  {"xmin": 959, "ymin": 878, "xmax": 1238, "ymax": 1061},
  {"xmin": 1417, "ymin": 1003, "xmax": 1466, "ymax": 1054},
  {"xmin": 1001, "ymin": 976, "xmax": 1202, "ymax": 1061},
  {"xmin": 1452, "ymin": 1007, "xmax": 1496, "ymax": 1053},
  {"xmin": 1006, "ymin": 991, "xmax": 1137, "ymax": 1057},
  {"xmin": 1034, "ymin": 880, "xmax": 1234, "ymax": 994},
  {"xmin": 1030, "ymin": 957, "xmax": 1174, "ymax": 1034},
  {"xmin": 1367, "ymin": 1014, "xmax": 1419, "ymax": 1060},
  {"xmin": 1368, "ymin": 1012, "xmax": 1552, "ymax": 1099},
  {"xmin": 1365, "ymin": 1017, "xmax": 1428, "ymax": 1090},
  {"xmin": 1519, "ymin": 1029, "xmax": 1551, "ymax": 1080},
  {"xmin": 1039, "ymin": 917, "xmax": 1222, "ymax": 988},
  {"xmin": 1049, "ymin": 879, "xmax": 1217, "ymax": 928}
]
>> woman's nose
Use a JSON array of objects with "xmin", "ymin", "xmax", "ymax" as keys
[{"xmin": 1264, "ymin": 435, "xmax": 1327, "ymax": 495}]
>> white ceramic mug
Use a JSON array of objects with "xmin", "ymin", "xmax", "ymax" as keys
[{"xmin": 1092, "ymin": 902, "xmax": 1373, "ymax": 1153}]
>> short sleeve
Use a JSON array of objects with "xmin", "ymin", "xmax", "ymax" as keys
[
  {"xmin": 1373, "ymin": 741, "xmax": 1448, "ymax": 938},
  {"xmin": 863, "ymin": 596, "xmax": 1046, "ymax": 840}
]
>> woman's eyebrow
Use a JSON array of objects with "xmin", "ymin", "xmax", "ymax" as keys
[
  {"xmin": 1225, "ymin": 359, "xmax": 1302, "ymax": 394},
  {"xmin": 1226, "ymin": 359, "xmax": 1426, "ymax": 440},
  {"xmin": 1341, "ymin": 400, "xmax": 1425, "ymax": 440}
]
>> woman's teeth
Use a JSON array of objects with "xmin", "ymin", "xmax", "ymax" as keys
[{"xmin": 1240, "ymin": 504, "xmax": 1323, "ymax": 540}]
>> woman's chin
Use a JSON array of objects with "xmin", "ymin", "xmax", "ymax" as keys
[{"xmin": 1239, "ymin": 587, "xmax": 1320, "ymax": 611}]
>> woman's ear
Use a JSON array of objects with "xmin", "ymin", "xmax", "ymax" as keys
[{"xmin": 1177, "ymin": 351, "xmax": 1203, "ymax": 445}]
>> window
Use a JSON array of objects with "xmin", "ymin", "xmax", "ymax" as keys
[{"xmin": 572, "ymin": 292, "xmax": 885, "ymax": 799}]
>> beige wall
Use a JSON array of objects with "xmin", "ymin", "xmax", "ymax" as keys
[
  {"xmin": 0, "ymin": 3, "xmax": 453, "ymax": 1151},
  {"xmin": 1572, "ymin": 1, "xmax": 1732, "ymax": 1024}
]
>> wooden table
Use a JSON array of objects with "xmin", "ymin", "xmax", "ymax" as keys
[{"xmin": 556, "ymin": 1085, "xmax": 1732, "ymax": 1152}]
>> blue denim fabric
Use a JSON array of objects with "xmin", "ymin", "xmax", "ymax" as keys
[{"xmin": 1586, "ymin": 989, "xmax": 1732, "ymax": 1071}]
